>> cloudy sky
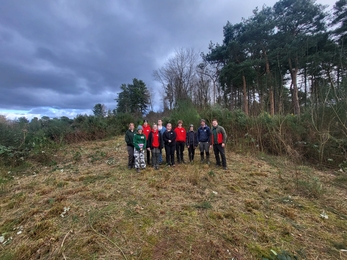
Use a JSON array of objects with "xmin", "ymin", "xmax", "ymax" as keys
[{"xmin": 0, "ymin": 0, "xmax": 336, "ymax": 120}]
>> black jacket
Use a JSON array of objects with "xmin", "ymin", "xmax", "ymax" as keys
[
  {"xmin": 162, "ymin": 130, "xmax": 176, "ymax": 147},
  {"xmin": 186, "ymin": 131, "xmax": 198, "ymax": 147},
  {"xmin": 125, "ymin": 129, "xmax": 135, "ymax": 147},
  {"xmin": 147, "ymin": 131, "xmax": 163, "ymax": 149}
]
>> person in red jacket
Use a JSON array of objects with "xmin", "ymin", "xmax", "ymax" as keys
[
  {"xmin": 142, "ymin": 119, "xmax": 151, "ymax": 165},
  {"xmin": 147, "ymin": 124, "xmax": 163, "ymax": 170},
  {"xmin": 174, "ymin": 120, "xmax": 187, "ymax": 163},
  {"xmin": 210, "ymin": 119, "xmax": 227, "ymax": 170}
]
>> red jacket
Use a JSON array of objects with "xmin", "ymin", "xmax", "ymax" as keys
[
  {"xmin": 211, "ymin": 125, "xmax": 227, "ymax": 144},
  {"xmin": 142, "ymin": 124, "xmax": 151, "ymax": 139},
  {"xmin": 174, "ymin": 127, "xmax": 186, "ymax": 142},
  {"xmin": 147, "ymin": 130, "xmax": 163, "ymax": 149}
]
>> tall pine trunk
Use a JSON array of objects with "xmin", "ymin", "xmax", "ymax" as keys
[
  {"xmin": 242, "ymin": 75, "xmax": 249, "ymax": 115},
  {"xmin": 289, "ymin": 57, "xmax": 300, "ymax": 115}
]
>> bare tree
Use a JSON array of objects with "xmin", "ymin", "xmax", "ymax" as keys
[{"xmin": 153, "ymin": 48, "xmax": 199, "ymax": 108}]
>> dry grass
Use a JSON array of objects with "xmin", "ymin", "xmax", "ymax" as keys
[{"xmin": 0, "ymin": 137, "xmax": 347, "ymax": 259}]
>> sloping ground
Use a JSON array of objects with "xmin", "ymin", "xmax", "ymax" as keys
[{"xmin": 0, "ymin": 136, "xmax": 347, "ymax": 260}]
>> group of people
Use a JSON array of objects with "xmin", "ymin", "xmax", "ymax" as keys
[{"xmin": 125, "ymin": 118, "xmax": 228, "ymax": 173}]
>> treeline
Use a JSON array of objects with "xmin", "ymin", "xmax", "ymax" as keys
[{"xmin": 155, "ymin": 0, "xmax": 347, "ymax": 117}]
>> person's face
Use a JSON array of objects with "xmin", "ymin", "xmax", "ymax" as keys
[
  {"xmin": 178, "ymin": 123, "xmax": 182, "ymax": 128},
  {"xmin": 143, "ymin": 122, "xmax": 148, "ymax": 126},
  {"xmin": 158, "ymin": 120, "xmax": 162, "ymax": 125},
  {"xmin": 129, "ymin": 124, "xmax": 134, "ymax": 130},
  {"xmin": 138, "ymin": 129, "xmax": 143, "ymax": 134},
  {"xmin": 153, "ymin": 125, "xmax": 158, "ymax": 131},
  {"xmin": 167, "ymin": 124, "xmax": 172, "ymax": 131},
  {"xmin": 212, "ymin": 121, "xmax": 218, "ymax": 127},
  {"xmin": 201, "ymin": 121, "xmax": 205, "ymax": 127},
  {"xmin": 190, "ymin": 126, "xmax": 194, "ymax": 131}
]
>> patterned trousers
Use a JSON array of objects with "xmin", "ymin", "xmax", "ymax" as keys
[{"xmin": 134, "ymin": 149, "xmax": 146, "ymax": 169}]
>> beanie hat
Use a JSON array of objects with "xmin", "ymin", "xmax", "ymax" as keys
[{"xmin": 137, "ymin": 125, "xmax": 143, "ymax": 131}]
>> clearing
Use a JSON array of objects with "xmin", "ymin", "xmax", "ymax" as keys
[{"xmin": 0, "ymin": 136, "xmax": 347, "ymax": 259}]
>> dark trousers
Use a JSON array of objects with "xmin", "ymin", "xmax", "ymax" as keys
[
  {"xmin": 213, "ymin": 144, "xmax": 226, "ymax": 167},
  {"xmin": 127, "ymin": 146, "xmax": 135, "ymax": 167},
  {"xmin": 151, "ymin": 148, "xmax": 160, "ymax": 167},
  {"xmin": 165, "ymin": 145, "xmax": 175, "ymax": 165},
  {"xmin": 146, "ymin": 149, "xmax": 151, "ymax": 165},
  {"xmin": 176, "ymin": 141, "xmax": 185, "ymax": 162},
  {"xmin": 188, "ymin": 146, "xmax": 196, "ymax": 161}
]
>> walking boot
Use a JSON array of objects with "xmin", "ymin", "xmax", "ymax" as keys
[{"xmin": 200, "ymin": 154, "xmax": 204, "ymax": 163}]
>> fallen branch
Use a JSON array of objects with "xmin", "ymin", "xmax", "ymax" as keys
[{"xmin": 61, "ymin": 230, "xmax": 73, "ymax": 248}]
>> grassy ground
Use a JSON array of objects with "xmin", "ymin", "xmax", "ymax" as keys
[{"xmin": 0, "ymin": 136, "xmax": 347, "ymax": 259}]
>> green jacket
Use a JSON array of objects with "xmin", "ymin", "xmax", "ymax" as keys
[
  {"xmin": 133, "ymin": 133, "xmax": 147, "ymax": 151},
  {"xmin": 125, "ymin": 129, "xmax": 135, "ymax": 147}
]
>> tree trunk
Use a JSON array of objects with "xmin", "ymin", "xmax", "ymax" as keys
[
  {"xmin": 242, "ymin": 75, "xmax": 249, "ymax": 115},
  {"xmin": 265, "ymin": 52, "xmax": 274, "ymax": 115},
  {"xmin": 289, "ymin": 58, "xmax": 300, "ymax": 115},
  {"xmin": 269, "ymin": 88, "xmax": 275, "ymax": 116}
]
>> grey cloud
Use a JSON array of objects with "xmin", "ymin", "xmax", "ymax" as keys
[{"xmin": 0, "ymin": 0, "xmax": 335, "ymax": 119}]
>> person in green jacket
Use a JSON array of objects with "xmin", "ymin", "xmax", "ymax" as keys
[
  {"xmin": 125, "ymin": 123, "xmax": 135, "ymax": 169},
  {"xmin": 133, "ymin": 125, "xmax": 147, "ymax": 172}
]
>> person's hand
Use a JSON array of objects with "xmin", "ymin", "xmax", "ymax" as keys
[
  {"xmin": 168, "ymin": 140, "xmax": 171, "ymax": 143},
  {"xmin": 147, "ymin": 148, "xmax": 150, "ymax": 151},
  {"xmin": 187, "ymin": 145, "xmax": 190, "ymax": 148},
  {"xmin": 210, "ymin": 145, "xmax": 212, "ymax": 148},
  {"xmin": 221, "ymin": 143, "xmax": 225, "ymax": 148}
]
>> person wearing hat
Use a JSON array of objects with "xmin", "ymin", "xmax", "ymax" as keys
[
  {"xmin": 133, "ymin": 125, "xmax": 147, "ymax": 173},
  {"xmin": 186, "ymin": 124, "xmax": 198, "ymax": 162},
  {"xmin": 142, "ymin": 119, "xmax": 152, "ymax": 165},
  {"xmin": 125, "ymin": 122, "xmax": 135, "ymax": 169},
  {"xmin": 174, "ymin": 120, "xmax": 187, "ymax": 163},
  {"xmin": 197, "ymin": 119, "xmax": 211, "ymax": 164}
]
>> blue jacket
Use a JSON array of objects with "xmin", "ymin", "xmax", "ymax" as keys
[{"xmin": 197, "ymin": 126, "xmax": 211, "ymax": 142}]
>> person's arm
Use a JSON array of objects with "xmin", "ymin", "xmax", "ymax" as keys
[
  {"xmin": 143, "ymin": 135, "xmax": 147, "ymax": 150},
  {"xmin": 125, "ymin": 131, "xmax": 129, "ymax": 144},
  {"xmin": 207, "ymin": 127, "xmax": 211, "ymax": 143},
  {"xmin": 221, "ymin": 126, "xmax": 227, "ymax": 144},
  {"xmin": 147, "ymin": 133, "xmax": 151, "ymax": 150}
]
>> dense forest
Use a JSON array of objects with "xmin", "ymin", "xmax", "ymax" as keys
[{"xmin": 1, "ymin": 0, "xmax": 347, "ymax": 168}]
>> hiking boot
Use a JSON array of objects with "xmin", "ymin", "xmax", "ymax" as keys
[
  {"xmin": 223, "ymin": 167, "xmax": 228, "ymax": 170},
  {"xmin": 136, "ymin": 168, "xmax": 140, "ymax": 173}
]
